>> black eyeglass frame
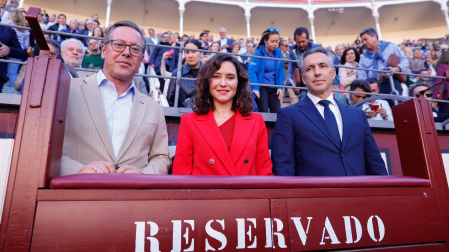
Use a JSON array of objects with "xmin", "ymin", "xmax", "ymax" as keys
[{"xmin": 104, "ymin": 40, "xmax": 144, "ymax": 57}]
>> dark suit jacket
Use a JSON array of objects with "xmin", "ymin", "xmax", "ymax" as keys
[
  {"xmin": 271, "ymin": 96, "xmax": 387, "ymax": 176},
  {"xmin": 0, "ymin": 26, "xmax": 26, "ymax": 83},
  {"xmin": 217, "ymin": 38, "xmax": 234, "ymax": 53},
  {"xmin": 172, "ymin": 110, "xmax": 273, "ymax": 175}
]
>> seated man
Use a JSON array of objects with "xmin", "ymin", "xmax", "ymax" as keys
[
  {"xmin": 338, "ymin": 79, "xmax": 370, "ymax": 108},
  {"xmin": 363, "ymin": 78, "xmax": 393, "ymax": 121},
  {"xmin": 271, "ymin": 47, "xmax": 387, "ymax": 176},
  {"xmin": 83, "ymin": 38, "xmax": 104, "ymax": 69},
  {"xmin": 61, "ymin": 21, "xmax": 170, "ymax": 175}
]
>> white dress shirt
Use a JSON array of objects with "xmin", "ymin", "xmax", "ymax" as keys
[
  {"xmin": 307, "ymin": 92, "xmax": 343, "ymax": 140},
  {"xmin": 96, "ymin": 70, "xmax": 135, "ymax": 158},
  {"xmin": 220, "ymin": 38, "xmax": 228, "ymax": 52},
  {"xmin": 362, "ymin": 99, "xmax": 393, "ymax": 121}
]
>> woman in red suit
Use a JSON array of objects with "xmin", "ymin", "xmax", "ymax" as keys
[{"xmin": 172, "ymin": 54, "xmax": 273, "ymax": 175}]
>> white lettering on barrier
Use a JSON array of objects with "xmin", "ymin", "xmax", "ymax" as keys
[
  {"xmin": 135, "ymin": 222, "xmax": 145, "ymax": 252},
  {"xmin": 135, "ymin": 221, "xmax": 161, "ymax": 252},
  {"xmin": 367, "ymin": 215, "xmax": 385, "ymax": 242},
  {"xmin": 264, "ymin": 218, "xmax": 287, "ymax": 248},
  {"xmin": 205, "ymin": 219, "xmax": 227, "ymax": 251},
  {"xmin": 291, "ymin": 217, "xmax": 313, "ymax": 246},
  {"xmin": 343, "ymin": 216, "xmax": 362, "ymax": 244},
  {"xmin": 320, "ymin": 217, "xmax": 341, "ymax": 245},
  {"xmin": 171, "ymin": 220, "xmax": 195, "ymax": 252},
  {"xmin": 134, "ymin": 215, "xmax": 385, "ymax": 250},
  {"xmin": 236, "ymin": 218, "xmax": 257, "ymax": 249}
]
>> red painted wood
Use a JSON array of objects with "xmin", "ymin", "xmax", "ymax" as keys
[
  {"xmin": 346, "ymin": 243, "xmax": 447, "ymax": 251},
  {"xmin": 0, "ymin": 57, "xmax": 70, "ymax": 251},
  {"xmin": 393, "ymin": 96, "xmax": 449, "ymax": 249},
  {"xmin": 31, "ymin": 199, "xmax": 272, "ymax": 252},
  {"xmin": 49, "ymin": 174, "xmax": 431, "ymax": 189},
  {"xmin": 36, "ymin": 187, "xmax": 436, "ymax": 202},
  {"xmin": 0, "ymin": 113, "xmax": 17, "ymax": 135},
  {"xmin": 373, "ymin": 133, "xmax": 403, "ymax": 176},
  {"xmin": 270, "ymin": 199, "xmax": 290, "ymax": 251},
  {"xmin": 287, "ymin": 196, "xmax": 444, "ymax": 251}
]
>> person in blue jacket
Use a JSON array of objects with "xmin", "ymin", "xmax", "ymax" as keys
[{"xmin": 248, "ymin": 28, "xmax": 284, "ymax": 113}]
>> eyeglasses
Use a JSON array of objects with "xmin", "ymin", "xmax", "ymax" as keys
[
  {"xmin": 105, "ymin": 40, "xmax": 144, "ymax": 57},
  {"xmin": 268, "ymin": 28, "xmax": 279, "ymax": 33}
]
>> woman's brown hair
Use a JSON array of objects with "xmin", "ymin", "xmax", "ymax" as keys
[{"xmin": 194, "ymin": 54, "xmax": 253, "ymax": 116}]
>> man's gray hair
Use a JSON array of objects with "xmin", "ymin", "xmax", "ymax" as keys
[
  {"xmin": 219, "ymin": 27, "xmax": 227, "ymax": 33},
  {"xmin": 105, "ymin": 20, "xmax": 146, "ymax": 50},
  {"xmin": 300, "ymin": 47, "xmax": 334, "ymax": 75},
  {"xmin": 60, "ymin": 38, "xmax": 86, "ymax": 58}
]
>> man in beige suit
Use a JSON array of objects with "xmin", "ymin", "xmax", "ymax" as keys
[{"xmin": 61, "ymin": 21, "xmax": 170, "ymax": 175}]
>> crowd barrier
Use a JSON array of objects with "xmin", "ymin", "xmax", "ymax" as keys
[{"xmin": 2, "ymin": 22, "xmax": 449, "ymax": 109}]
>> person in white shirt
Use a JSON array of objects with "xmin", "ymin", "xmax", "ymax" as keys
[
  {"xmin": 362, "ymin": 78, "xmax": 393, "ymax": 121},
  {"xmin": 61, "ymin": 21, "xmax": 170, "ymax": 176}
]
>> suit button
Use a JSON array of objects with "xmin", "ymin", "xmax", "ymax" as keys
[
  {"xmin": 341, "ymin": 154, "xmax": 345, "ymax": 158},
  {"xmin": 244, "ymin": 158, "xmax": 249, "ymax": 164},
  {"xmin": 209, "ymin": 159, "xmax": 214, "ymax": 165}
]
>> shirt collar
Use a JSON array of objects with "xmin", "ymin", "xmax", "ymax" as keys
[
  {"xmin": 307, "ymin": 92, "xmax": 337, "ymax": 106},
  {"xmin": 96, "ymin": 70, "xmax": 136, "ymax": 96}
]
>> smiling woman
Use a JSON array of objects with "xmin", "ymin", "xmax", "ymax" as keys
[{"xmin": 172, "ymin": 54, "xmax": 273, "ymax": 175}]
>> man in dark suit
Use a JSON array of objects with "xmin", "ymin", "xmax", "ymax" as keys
[
  {"xmin": 47, "ymin": 14, "xmax": 69, "ymax": 42},
  {"xmin": 272, "ymin": 47, "xmax": 387, "ymax": 176},
  {"xmin": 216, "ymin": 27, "xmax": 234, "ymax": 53},
  {"xmin": 0, "ymin": 25, "xmax": 26, "ymax": 92}
]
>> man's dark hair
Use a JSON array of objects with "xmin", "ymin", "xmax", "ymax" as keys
[
  {"xmin": 359, "ymin": 28, "xmax": 377, "ymax": 39},
  {"xmin": 350, "ymin": 79, "xmax": 371, "ymax": 92},
  {"xmin": 294, "ymin": 27, "xmax": 309, "ymax": 40},
  {"xmin": 148, "ymin": 28, "xmax": 154, "ymax": 32},
  {"xmin": 366, "ymin": 78, "xmax": 379, "ymax": 87},
  {"xmin": 420, "ymin": 68, "xmax": 431, "ymax": 73},
  {"xmin": 162, "ymin": 32, "xmax": 170, "ymax": 37},
  {"xmin": 58, "ymin": 14, "xmax": 66, "ymax": 19},
  {"xmin": 246, "ymin": 42, "xmax": 255, "ymax": 47},
  {"xmin": 105, "ymin": 21, "xmax": 146, "ymax": 49},
  {"xmin": 46, "ymin": 39, "xmax": 59, "ymax": 51},
  {"xmin": 200, "ymin": 32, "xmax": 207, "ymax": 38}
]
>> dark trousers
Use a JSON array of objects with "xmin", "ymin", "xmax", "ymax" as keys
[
  {"xmin": 155, "ymin": 71, "xmax": 165, "ymax": 93},
  {"xmin": 257, "ymin": 86, "xmax": 281, "ymax": 113},
  {"xmin": 380, "ymin": 77, "xmax": 402, "ymax": 108},
  {"xmin": 0, "ymin": 80, "xmax": 5, "ymax": 93}
]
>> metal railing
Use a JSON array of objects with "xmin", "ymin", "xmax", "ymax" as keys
[{"xmin": 2, "ymin": 22, "xmax": 449, "ymax": 112}]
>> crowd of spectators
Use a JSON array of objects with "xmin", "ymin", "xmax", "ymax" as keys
[{"xmin": 1, "ymin": 2, "xmax": 449, "ymax": 121}]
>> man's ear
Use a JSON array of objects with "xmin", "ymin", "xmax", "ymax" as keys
[{"xmin": 101, "ymin": 44, "xmax": 106, "ymax": 59}]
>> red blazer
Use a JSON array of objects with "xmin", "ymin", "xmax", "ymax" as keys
[{"xmin": 172, "ymin": 110, "xmax": 273, "ymax": 175}]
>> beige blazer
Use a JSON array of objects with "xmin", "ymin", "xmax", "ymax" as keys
[{"xmin": 61, "ymin": 73, "xmax": 170, "ymax": 175}]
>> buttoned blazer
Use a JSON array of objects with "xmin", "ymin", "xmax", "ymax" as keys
[
  {"xmin": 172, "ymin": 110, "xmax": 273, "ymax": 175},
  {"xmin": 61, "ymin": 74, "xmax": 171, "ymax": 175},
  {"xmin": 271, "ymin": 96, "xmax": 387, "ymax": 176},
  {"xmin": 217, "ymin": 38, "xmax": 234, "ymax": 53}
]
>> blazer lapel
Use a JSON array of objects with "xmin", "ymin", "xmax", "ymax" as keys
[
  {"xmin": 229, "ymin": 111, "xmax": 255, "ymax": 166},
  {"xmin": 116, "ymin": 92, "xmax": 146, "ymax": 161},
  {"xmin": 192, "ymin": 110, "xmax": 237, "ymax": 175},
  {"xmin": 298, "ymin": 96, "xmax": 341, "ymax": 149},
  {"xmin": 81, "ymin": 74, "xmax": 115, "ymax": 162},
  {"xmin": 337, "ymin": 101, "xmax": 352, "ymax": 151}
]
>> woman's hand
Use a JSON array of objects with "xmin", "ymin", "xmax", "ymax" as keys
[
  {"xmin": 277, "ymin": 89, "xmax": 284, "ymax": 101},
  {"xmin": 253, "ymin": 90, "xmax": 260, "ymax": 99}
]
